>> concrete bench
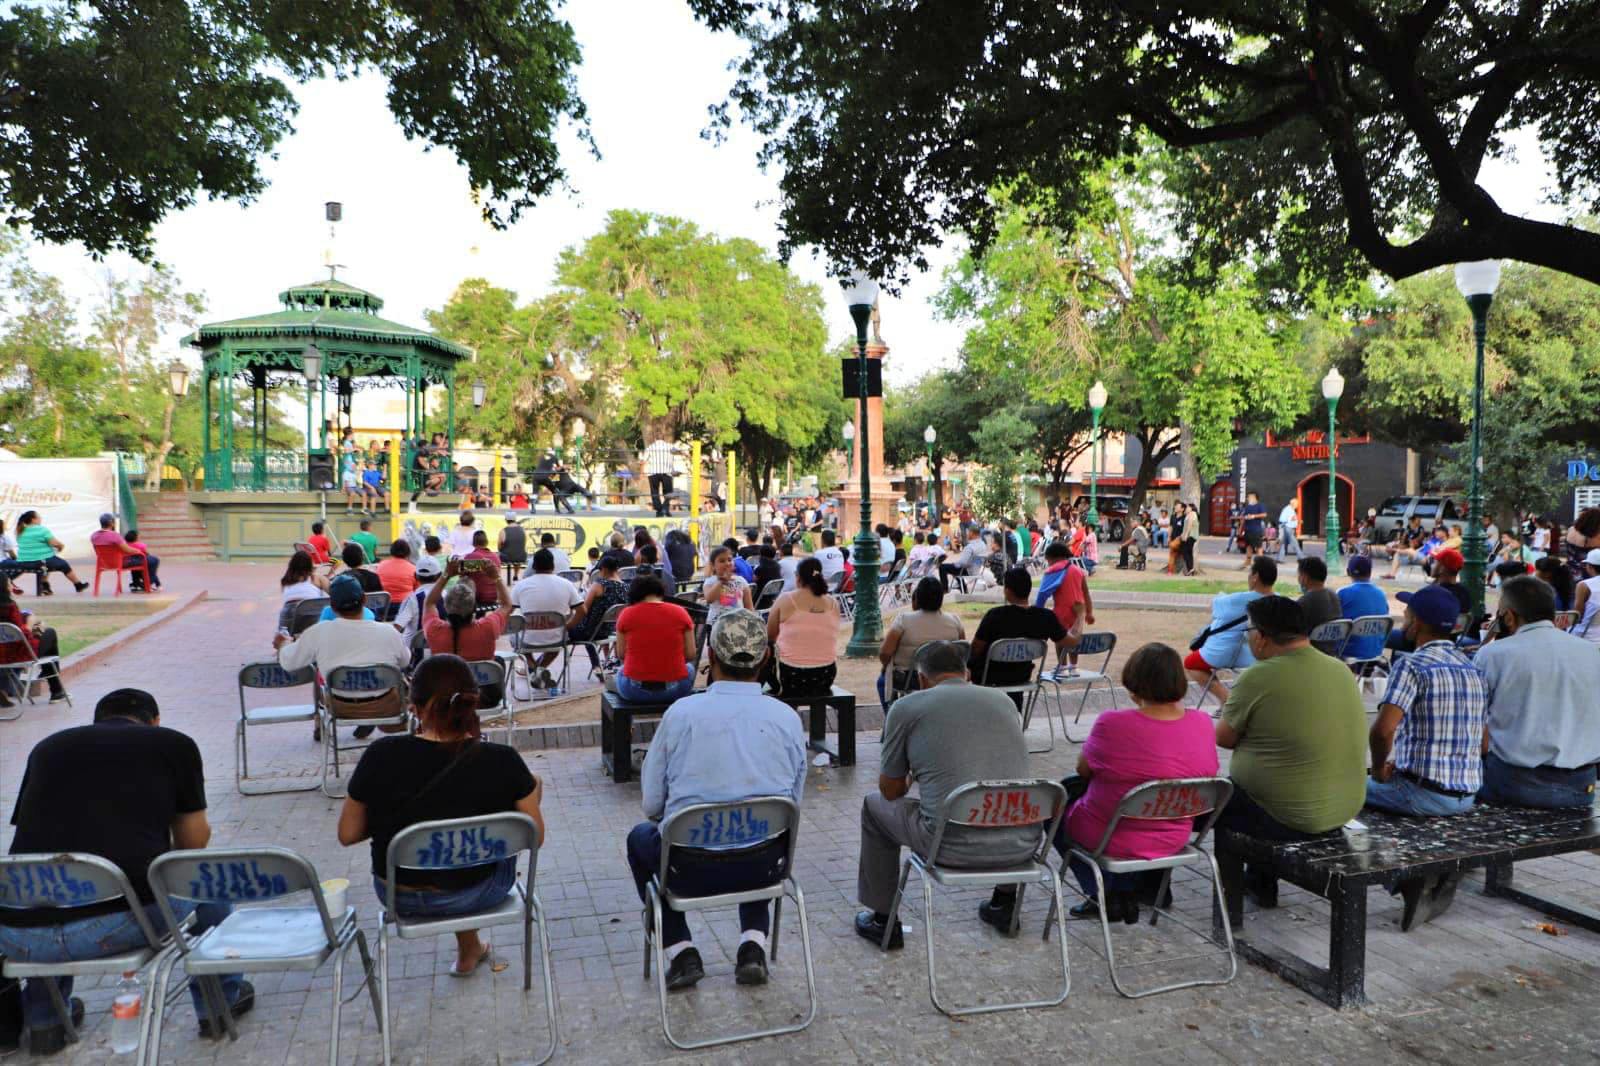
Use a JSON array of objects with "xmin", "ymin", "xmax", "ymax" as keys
[{"xmin": 1213, "ymin": 803, "xmax": 1600, "ymax": 1009}]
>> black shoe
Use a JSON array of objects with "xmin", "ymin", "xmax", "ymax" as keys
[
  {"xmin": 978, "ymin": 899, "xmax": 1017, "ymax": 936},
  {"xmin": 197, "ymin": 981, "xmax": 255, "ymax": 1038},
  {"xmin": 854, "ymin": 910, "xmax": 903, "ymax": 950},
  {"xmin": 664, "ymin": 948, "xmax": 704, "ymax": 991},
  {"xmin": 26, "ymin": 997, "xmax": 85, "ymax": 1056},
  {"xmin": 734, "ymin": 941, "xmax": 769, "ymax": 986},
  {"xmin": 1113, "ymin": 892, "xmax": 1141, "ymax": 925},
  {"xmin": 352, "ymin": 725, "xmax": 376, "ymax": 739},
  {"xmin": 1243, "ymin": 867, "xmax": 1279, "ymax": 909},
  {"xmin": 1068, "ymin": 899, "xmax": 1103, "ymax": 921}
]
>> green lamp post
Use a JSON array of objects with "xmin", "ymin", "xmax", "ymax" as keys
[
  {"xmin": 924, "ymin": 424, "xmax": 937, "ymax": 515},
  {"xmin": 1085, "ymin": 379, "xmax": 1108, "ymax": 529},
  {"xmin": 842, "ymin": 272, "xmax": 883, "ymax": 656},
  {"xmin": 1455, "ymin": 259, "xmax": 1502, "ymax": 625},
  {"xmin": 1321, "ymin": 366, "xmax": 1344, "ymax": 564}
]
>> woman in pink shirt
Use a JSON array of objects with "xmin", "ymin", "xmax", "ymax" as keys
[
  {"xmin": 764, "ymin": 557, "xmax": 840, "ymax": 696},
  {"xmin": 1055, "ymin": 642, "xmax": 1217, "ymax": 924}
]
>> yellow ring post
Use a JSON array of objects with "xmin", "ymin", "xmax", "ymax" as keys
[
  {"xmin": 689, "ymin": 440, "xmax": 702, "ymax": 547},
  {"xmin": 493, "ymin": 450, "xmax": 503, "ymax": 509},
  {"xmin": 726, "ymin": 451, "xmax": 736, "ymax": 523},
  {"xmin": 388, "ymin": 436, "xmax": 402, "ymax": 543}
]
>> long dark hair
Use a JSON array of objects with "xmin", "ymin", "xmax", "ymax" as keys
[
  {"xmin": 1535, "ymin": 555, "xmax": 1575, "ymax": 607},
  {"xmin": 16, "ymin": 510, "xmax": 38, "ymax": 529},
  {"xmin": 410, "ymin": 654, "xmax": 481, "ymax": 744},
  {"xmin": 796, "ymin": 557, "xmax": 828, "ymax": 597},
  {"xmin": 281, "ymin": 550, "xmax": 315, "ymax": 587},
  {"xmin": 1575, "ymin": 508, "xmax": 1600, "ymax": 539}
]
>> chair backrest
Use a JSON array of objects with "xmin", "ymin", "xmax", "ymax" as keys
[
  {"xmin": 93, "ymin": 542, "xmax": 130, "ymax": 570},
  {"xmin": 325, "ymin": 663, "xmax": 406, "ymax": 701},
  {"xmin": 0, "ymin": 853, "xmax": 164, "ymax": 949},
  {"xmin": 1344, "ymin": 615, "xmax": 1394, "ymax": 660},
  {"xmin": 290, "ymin": 597, "xmax": 331, "ymax": 635},
  {"xmin": 557, "ymin": 569, "xmax": 585, "ymax": 586},
  {"xmin": 293, "ymin": 541, "xmax": 315, "ymax": 556},
  {"xmin": 466, "ymin": 659, "xmax": 506, "ymax": 713},
  {"xmin": 408, "ymin": 628, "xmax": 430, "ymax": 666},
  {"xmin": 1073, "ymin": 631, "xmax": 1116, "ymax": 657},
  {"xmin": 0, "ymin": 622, "xmax": 40, "ymax": 663},
  {"xmin": 1086, "ymin": 777, "xmax": 1233, "ymax": 857},
  {"xmin": 978, "ymin": 637, "xmax": 1048, "ymax": 688},
  {"xmin": 385, "ymin": 813, "xmax": 539, "ymax": 928},
  {"xmin": 827, "ymin": 570, "xmax": 848, "ymax": 594},
  {"xmin": 148, "ymin": 847, "xmax": 341, "ymax": 949},
  {"xmin": 658, "ymin": 797, "xmax": 799, "ymax": 894},
  {"xmin": 518, "ymin": 610, "xmax": 569, "ymax": 648},
  {"xmin": 1308, "ymin": 619, "xmax": 1352, "ymax": 655},
  {"xmin": 755, "ymin": 578, "xmax": 786, "ymax": 609},
  {"xmin": 1555, "ymin": 609, "xmax": 1579, "ymax": 631},
  {"xmin": 365, "ymin": 591, "xmax": 391, "ymax": 619},
  {"xmin": 927, "ymin": 779, "xmax": 1067, "ymax": 868},
  {"xmin": 616, "ymin": 566, "xmax": 639, "ymax": 583}
]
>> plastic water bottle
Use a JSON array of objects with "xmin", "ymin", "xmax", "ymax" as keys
[{"xmin": 110, "ymin": 971, "xmax": 142, "ymax": 1054}]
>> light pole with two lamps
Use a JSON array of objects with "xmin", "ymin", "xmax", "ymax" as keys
[
  {"xmin": 1455, "ymin": 260, "xmax": 1501, "ymax": 625},
  {"xmin": 841, "ymin": 274, "xmax": 883, "ymax": 656},
  {"xmin": 1321, "ymin": 367, "xmax": 1344, "ymax": 564},
  {"xmin": 1085, "ymin": 380, "xmax": 1107, "ymax": 529}
]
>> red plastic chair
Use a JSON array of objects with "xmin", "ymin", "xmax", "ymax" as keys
[{"xmin": 92, "ymin": 542, "xmax": 150, "ymax": 596}]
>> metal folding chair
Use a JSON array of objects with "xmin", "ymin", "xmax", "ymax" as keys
[
  {"xmin": 365, "ymin": 591, "xmax": 391, "ymax": 621},
  {"xmin": 1194, "ymin": 643, "xmax": 1251, "ymax": 717},
  {"xmin": 514, "ymin": 610, "xmax": 574, "ymax": 695},
  {"xmin": 617, "ymin": 566, "xmax": 639, "ymax": 584},
  {"xmin": 146, "ymin": 848, "xmax": 382, "ymax": 1066},
  {"xmin": 0, "ymin": 621, "xmax": 67, "ymax": 714},
  {"xmin": 1554, "ymin": 609, "xmax": 1579, "ymax": 632},
  {"xmin": 1046, "ymin": 777, "xmax": 1238, "ymax": 998},
  {"xmin": 0, "ymin": 853, "xmax": 212, "ymax": 1057},
  {"xmin": 289, "ymin": 597, "xmax": 332, "ymax": 636},
  {"xmin": 1308, "ymin": 619, "xmax": 1353, "ymax": 658},
  {"xmin": 1341, "ymin": 615, "xmax": 1396, "ymax": 694},
  {"xmin": 1038, "ymin": 631, "xmax": 1118, "ymax": 741},
  {"xmin": 754, "ymin": 578, "xmax": 786, "ymax": 612},
  {"xmin": 881, "ymin": 780, "xmax": 1071, "ymax": 1016},
  {"xmin": 557, "ymin": 568, "xmax": 586, "ymax": 587},
  {"xmin": 236, "ymin": 662, "xmax": 319, "ymax": 795},
  {"xmin": 572, "ymin": 602, "xmax": 626, "ymax": 684},
  {"xmin": 827, "ymin": 570, "xmax": 855, "ymax": 622},
  {"xmin": 318, "ymin": 664, "xmax": 411, "ymax": 797},
  {"xmin": 467, "ymin": 659, "xmax": 512, "ymax": 742},
  {"xmin": 643, "ymin": 797, "xmax": 817, "ymax": 1049},
  {"xmin": 978, "ymin": 637, "xmax": 1053, "ymax": 753},
  {"xmin": 380, "ymin": 814, "xmax": 557, "ymax": 1066}
]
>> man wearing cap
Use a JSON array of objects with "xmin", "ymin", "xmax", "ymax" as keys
[
  {"xmin": 394, "ymin": 554, "xmax": 443, "ymax": 644},
  {"xmin": 1365, "ymin": 584, "xmax": 1487, "ymax": 928},
  {"xmin": 276, "ymin": 572, "xmax": 409, "ymax": 738},
  {"xmin": 626, "ymin": 610, "xmax": 807, "ymax": 990},
  {"xmin": 89, "ymin": 512, "xmax": 160, "ymax": 592},
  {"xmin": 1337, "ymin": 554, "xmax": 1390, "ymax": 661},
  {"xmin": 0, "ymin": 690, "xmax": 249, "ymax": 1054}
]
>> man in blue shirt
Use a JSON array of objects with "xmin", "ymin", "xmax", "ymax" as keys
[
  {"xmin": 1185, "ymin": 555, "xmax": 1276, "ymax": 703},
  {"xmin": 626, "ymin": 610, "xmax": 807, "ymax": 991},
  {"xmin": 1239, "ymin": 491, "xmax": 1268, "ymax": 565},
  {"xmin": 1337, "ymin": 555, "xmax": 1390, "ymax": 660}
]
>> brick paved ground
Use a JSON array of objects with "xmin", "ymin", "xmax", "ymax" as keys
[{"xmin": 3, "ymin": 562, "xmax": 1598, "ymax": 1064}]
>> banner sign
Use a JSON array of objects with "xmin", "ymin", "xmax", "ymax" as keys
[{"xmin": 0, "ymin": 457, "xmax": 118, "ymax": 559}]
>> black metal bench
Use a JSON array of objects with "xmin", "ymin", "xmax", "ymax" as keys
[
  {"xmin": 1213, "ymin": 803, "xmax": 1600, "ymax": 1009},
  {"xmin": 0, "ymin": 560, "xmax": 48, "ymax": 587},
  {"xmin": 774, "ymin": 684, "xmax": 857, "ymax": 768},
  {"xmin": 600, "ymin": 689, "xmax": 688, "ymax": 784}
]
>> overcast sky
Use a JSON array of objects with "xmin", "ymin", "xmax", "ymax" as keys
[{"xmin": 26, "ymin": 2, "xmax": 1563, "ymax": 396}]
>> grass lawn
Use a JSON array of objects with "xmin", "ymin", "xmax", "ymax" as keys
[{"xmin": 53, "ymin": 619, "xmax": 129, "ymax": 657}]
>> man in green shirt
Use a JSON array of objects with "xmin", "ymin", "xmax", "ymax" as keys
[
  {"xmin": 348, "ymin": 518, "xmax": 380, "ymax": 565},
  {"xmin": 1214, "ymin": 595, "xmax": 1367, "ymax": 913}
]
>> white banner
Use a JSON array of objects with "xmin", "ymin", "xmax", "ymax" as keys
[{"xmin": 0, "ymin": 457, "xmax": 119, "ymax": 560}]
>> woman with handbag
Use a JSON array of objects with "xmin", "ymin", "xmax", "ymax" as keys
[{"xmin": 337, "ymin": 654, "xmax": 544, "ymax": 977}]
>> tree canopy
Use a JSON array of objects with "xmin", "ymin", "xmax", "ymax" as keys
[
  {"xmin": 2, "ymin": 0, "xmax": 589, "ymax": 259},
  {"xmin": 692, "ymin": 0, "xmax": 1600, "ymax": 288}
]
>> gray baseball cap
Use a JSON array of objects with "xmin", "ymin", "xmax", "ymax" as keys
[{"xmin": 709, "ymin": 609, "xmax": 768, "ymax": 669}]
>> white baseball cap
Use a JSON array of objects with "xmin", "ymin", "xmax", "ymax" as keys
[
  {"xmin": 415, "ymin": 556, "xmax": 442, "ymax": 578},
  {"xmin": 1585, "ymin": 548, "xmax": 1600, "ymax": 567}
]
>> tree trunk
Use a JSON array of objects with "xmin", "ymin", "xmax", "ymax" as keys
[
  {"xmin": 149, "ymin": 397, "xmax": 177, "ymax": 492},
  {"xmin": 1179, "ymin": 421, "xmax": 1201, "ymax": 505}
]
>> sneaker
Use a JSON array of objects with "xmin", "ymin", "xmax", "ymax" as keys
[
  {"xmin": 48, "ymin": 691, "xmax": 69, "ymax": 704},
  {"xmin": 25, "ymin": 997, "xmax": 85, "ymax": 1056},
  {"xmin": 663, "ymin": 948, "xmax": 704, "ymax": 991},
  {"xmin": 197, "ymin": 981, "xmax": 255, "ymax": 1038},
  {"xmin": 734, "ymin": 941, "xmax": 769, "ymax": 986},
  {"xmin": 978, "ymin": 899, "xmax": 1017, "ymax": 936},
  {"xmin": 853, "ymin": 910, "xmax": 903, "ymax": 950}
]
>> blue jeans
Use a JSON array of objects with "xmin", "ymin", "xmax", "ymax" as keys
[
  {"xmin": 0, "ymin": 901, "xmax": 242, "ymax": 1028},
  {"xmin": 1365, "ymin": 774, "xmax": 1476, "ymax": 817},
  {"xmin": 615, "ymin": 673, "xmax": 693, "ymax": 704},
  {"xmin": 626, "ymin": 822, "xmax": 781, "ymax": 948},
  {"xmin": 372, "ymin": 858, "xmax": 517, "ymax": 918},
  {"xmin": 1477, "ymin": 752, "xmax": 1597, "ymax": 810}
]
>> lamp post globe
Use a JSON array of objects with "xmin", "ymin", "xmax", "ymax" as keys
[
  {"xmin": 1454, "ymin": 260, "xmax": 1502, "ymax": 625},
  {"xmin": 923, "ymin": 424, "xmax": 937, "ymax": 516},
  {"xmin": 301, "ymin": 342, "xmax": 322, "ymax": 385},
  {"xmin": 840, "ymin": 270, "xmax": 882, "ymax": 656},
  {"xmin": 1321, "ymin": 366, "xmax": 1345, "ymax": 564},
  {"xmin": 1086, "ymin": 380, "xmax": 1108, "ymax": 530},
  {"xmin": 471, "ymin": 379, "xmax": 486, "ymax": 410},
  {"xmin": 166, "ymin": 359, "xmax": 190, "ymax": 399}
]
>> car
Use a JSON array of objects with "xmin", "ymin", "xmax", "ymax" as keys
[
  {"xmin": 1072, "ymin": 494, "xmax": 1132, "ymax": 542},
  {"xmin": 1372, "ymin": 495, "xmax": 1461, "ymax": 541}
]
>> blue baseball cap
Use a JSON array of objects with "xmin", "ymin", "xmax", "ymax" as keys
[
  {"xmin": 328, "ymin": 573, "xmax": 365, "ymax": 611},
  {"xmin": 1346, "ymin": 555, "xmax": 1372, "ymax": 578},
  {"xmin": 1397, "ymin": 584, "xmax": 1461, "ymax": 629}
]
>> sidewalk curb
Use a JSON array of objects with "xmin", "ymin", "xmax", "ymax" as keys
[{"xmin": 59, "ymin": 589, "xmax": 208, "ymax": 683}]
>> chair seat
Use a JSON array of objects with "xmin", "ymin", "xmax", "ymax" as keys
[
  {"xmin": 913, "ymin": 854, "xmax": 1051, "ymax": 888},
  {"xmin": 387, "ymin": 881, "xmax": 526, "ymax": 939},
  {"xmin": 1042, "ymin": 669, "xmax": 1105, "ymax": 685},
  {"xmin": 1071, "ymin": 844, "xmax": 1209, "ymax": 875},
  {"xmin": 186, "ymin": 906, "xmax": 352, "ymax": 972},
  {"xmin": 3, "ymin": 944, "xmax": 158, "ymax": 979},
  {"xmin": 244, "ymin": 703, "xmax": 317, "ymax": 725},
  {"xmin": 659, "ymin": 878, "xmax": 788, "ymax": 914}
]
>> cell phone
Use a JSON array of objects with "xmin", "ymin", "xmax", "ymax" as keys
[{"xmin": 460, "ymin": 559, "xmax": 492, "ymax": 574}]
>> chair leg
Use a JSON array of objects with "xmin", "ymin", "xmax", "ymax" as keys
[
  {"xmin": 769, "ymin": 896, "xmax": 782, "ymax": 962},
  {"xmin": 882, "ymin": 859, "xmax": 912, "ymax": 951},
  {"xmin": 44, "ymin": 977, "xmax": 79, "ymax": 1043},
  {"xmin": 378, "ymin": 923, "xmax": 393, "ymax": 1066},
  {"xmin": 921, "ymin": 870, "xmax": 946, "ymax": 1014},
  {"xmin": 352, "ymin": 929, "xmax": 383, "ymax": 1031},
  {"xmin": 529, "ymin": 894, "xmax": 560, "ymax": 1066},
  {"xmin": 142, "ymin": 946, "xmax": 182, "ymax": 1066},
  {"xmin": 329, "ymin": 936, "xmax": 345, "ymax": 1066}
]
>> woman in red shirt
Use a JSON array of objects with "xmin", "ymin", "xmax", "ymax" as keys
[
  {"xmin": 613, "ymin": 574, "xmax": 696, "ymax": 703},
  {"xmin": 422, "ymin": 562, "xmax": 512, "ymax": 703},
  {"xmin": 0, "ymin": 584, "xmax": 66, "ymax": 705}
]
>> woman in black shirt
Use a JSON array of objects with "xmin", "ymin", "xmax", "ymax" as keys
[{"xmin": 338, "ymin": 654, "xmax": 543, "ymax": 977}]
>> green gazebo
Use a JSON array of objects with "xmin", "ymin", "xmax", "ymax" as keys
[{"xmin": 184, "ymin": 278, "xmax": 471, "ymax": 492}]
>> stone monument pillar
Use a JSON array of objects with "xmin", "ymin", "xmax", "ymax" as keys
[{"xmin": 838, "ymin": 304, "xmax": 901, "ymax": 533}]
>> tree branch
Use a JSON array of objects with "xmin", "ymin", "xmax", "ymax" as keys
[{"xmin": 1128, "ymin": 88, "xmax": 1315, "ymax": 148}]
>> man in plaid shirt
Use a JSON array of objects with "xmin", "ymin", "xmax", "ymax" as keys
[{"xmin": 1366, "ymin": 584, "xmax": 1485, "ymax": 929}]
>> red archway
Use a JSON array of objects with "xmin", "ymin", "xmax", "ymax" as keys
[{"xmin": 1297, "ymin": 472, "xmax": 1355, "ymax": 540}]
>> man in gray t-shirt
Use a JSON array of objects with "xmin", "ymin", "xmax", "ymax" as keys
[{"xmin": 854, "ymin": 641, "xmax": 1036, "ymax": 949}]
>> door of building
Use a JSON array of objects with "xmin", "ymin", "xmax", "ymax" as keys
[
  {"xmin": 1297, "ymin": 473, "xmax": 1355, "ymax": 542},
  {"xmin": 1207, "ymin": 480, "xmax": 1237, "ymax": 537}
]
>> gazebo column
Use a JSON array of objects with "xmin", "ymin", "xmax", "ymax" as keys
[
  {"xmin": 445, "ymin": 369, "xmax": 456, "ymax": 493},
  {"xmin": 219, "ymin": 349, "xmax": 235, "ymax": 490},
  {"xmin": 201, "ymin": 361, "xmax": 211, "ymax": 486}
]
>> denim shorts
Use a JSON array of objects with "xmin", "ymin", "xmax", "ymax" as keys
[{"xmin": 373, "ymin": 857, "xmax": 517, "ymax": 918}]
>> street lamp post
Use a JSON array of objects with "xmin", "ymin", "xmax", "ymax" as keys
[
  {"xmin": 923, "ymin": 424, "xmax": 937, "ymax": 515},
  {"xmin": 842, "ymin": 272, "xmax": 882, "ymax": 656},
  {"xmin": 1322, "ymin": 367, "xmax": 1345, "ymax": 564},
  {"xmin": 1455, "ymin": 259, "xmax": 1502, "ymax": 624},
  {"xmin": 1086, "ymin": 380, "xmax": 1107, "ymax": 529}
]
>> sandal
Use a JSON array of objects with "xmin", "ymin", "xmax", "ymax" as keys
[{"xmin": 449, "ymin": 945, "xmax": 491, "ymax": 978}]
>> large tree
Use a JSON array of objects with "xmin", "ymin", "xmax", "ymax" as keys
[
  {"xmin": 3, "ymin": 0, "xmax": 589, "ymax": 258},
  {"xmin": 693, "ymin": 1, "xmax": 1600, "ymax": 287}
]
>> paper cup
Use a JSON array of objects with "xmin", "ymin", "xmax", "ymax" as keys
[{"xmin": 320, "ymin": 878, "xmax": 349, "ymax": 916}]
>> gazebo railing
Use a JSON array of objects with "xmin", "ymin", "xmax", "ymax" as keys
[{"xmin": 205, "ymin": 449, "xmax": 308, "ymax": 492}]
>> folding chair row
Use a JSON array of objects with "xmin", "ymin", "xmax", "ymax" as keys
[{"xmin": 0, "ymin": 621, "xmax": 70, "ymax": 717}]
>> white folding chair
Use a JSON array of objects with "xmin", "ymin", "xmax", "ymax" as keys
[
  {"xmin": 514, "ymin": 610, "xmax": 574, "ymax": 695},
  {"xmin": 318, "ymin": 664, "xmax": 411, "ymax": 797},
  {"xmin": 0, "ymin": 853, "xmax": 211, "ymax": 1057},
  {"xmin": 557, "ymin": 568, "xmax": 586, "ymax": 588},
  {"xmin": 1554, "ymin": 609, "xmax": 1579, "ymax": 632},
  {"xmin": 0, "ymin": 621, "xmax": 67, "ymax": 714},
  {"xmin": 146, "ymin": 848, "xmax": 382, "ymax": 1066},
  {"xmin": 1341, "ymin": 615, "xmax": 1395, "ymax": 694},
  {"xmin": 977, "ymin": 637, "xmax": 1053, "ymax": 753},
  {"xmin": 1194, "ymin": 643, "xmax": 1251, "ymax": 717},
  {"xmin": 826, "ymin": 570, "xmax": 855, "ymax": 623},
  {"xmin": 380, "ymin": 814, "xmax": 558, "ymax": 1066},
  {"xmin": 643, "ymin": 797, "xmax": 817, "ymax": 1050},
  {"xmin": 235, "ymin": 662, "xmax": 319, "ymax": 795},
  {"xmin": 881, "ymin": 780, "xmax": 1071, "ymax": 1016},
  {"xmin": 467, "ymin": 659, "xmax": 512, "ymax": 742},
  {"xmin": 1308, "ymin": 619, "xmax": 1353, "ymax": 658},
  {"xmin": 1038, "ymin": 631, "xmax": 1118, "ymax": 741},
  {"xmin": 1046, "ymin": 778, "xmax": 1238, "ymax": 998}
]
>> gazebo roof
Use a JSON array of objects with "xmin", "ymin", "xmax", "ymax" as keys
[{"xmin": 185, "ymin": 278, "xmax": 471, "ymax": 360}]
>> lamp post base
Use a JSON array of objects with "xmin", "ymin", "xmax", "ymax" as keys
[{"xmin": 845, "ymin": 528, "xmax": 883, "ymax": 657}]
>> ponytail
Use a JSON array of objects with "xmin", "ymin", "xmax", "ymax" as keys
[
  {"xmin": 796, "ymin": 557, "xmax": 828, "ymax": 597},
  {"xmin": 410, "ymin": 654, "xmax": 482, "ymax": 743}
]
